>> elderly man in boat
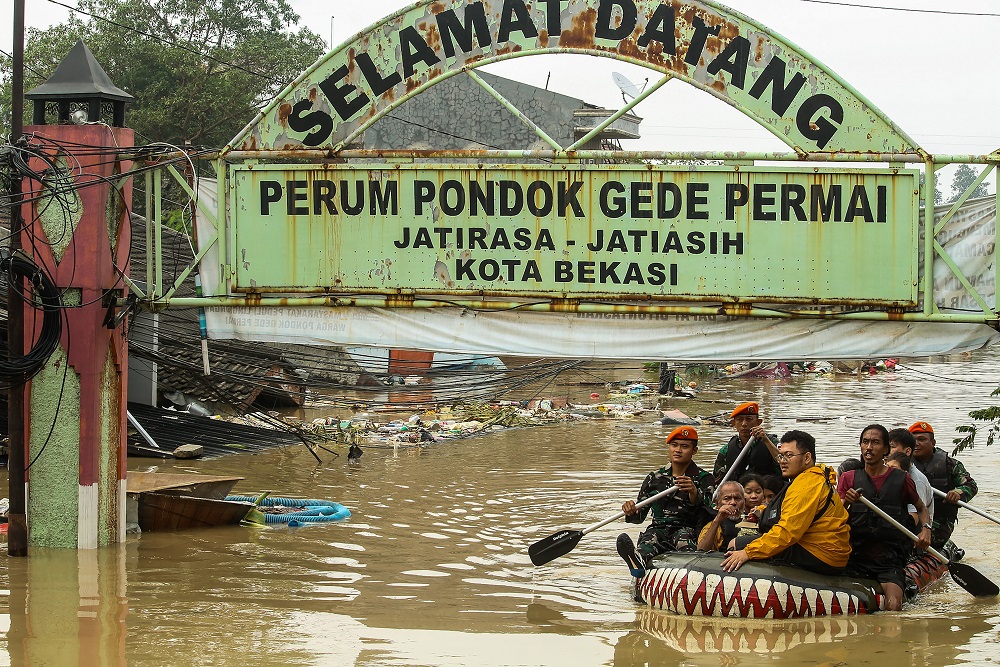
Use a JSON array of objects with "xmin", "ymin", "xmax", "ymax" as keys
[
  {"xmin": 720, "ymin": 430, "xmax": 851, "ymax": 575},
  {"xmin": 696, "ymin": 481, "xmax": 746, "ymax": 552},
  {"xmin": 616, "ymin": 426, "xmax": 715, "ymax": 577},
  {"xmin": 713, "ymin": 402, "xmax": 781, "ymax": 483},
  {"xmin": 909, "ymin": 421, "xmax": 978, "ymax": 552},
  {"xmin": 837, "ymin": 424, "xmax": 932, "ymax": 611}
]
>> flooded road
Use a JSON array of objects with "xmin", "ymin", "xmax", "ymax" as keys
[{"xmin": 3, "ymin": 350, "xmax": 1000, "ymax": 665}]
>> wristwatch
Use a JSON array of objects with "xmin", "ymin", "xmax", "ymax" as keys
[{"xmin": 922, "ymin": 523, "xmax": 932, "ymax": 530}]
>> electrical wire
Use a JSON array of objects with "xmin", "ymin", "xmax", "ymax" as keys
[
  {"xmin": 0, "ymin": 254, "xmax": 63, "ymax": 386},
  {"xmin": 793, "ymin": 0, "xmax": 1000, "ymax": 17}
]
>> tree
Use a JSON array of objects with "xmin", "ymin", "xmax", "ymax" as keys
[
  {"xmin": 948, "ymin": 164, "xmax": 990, "ymax": 203},
  {"xmin": 954, "ymin": 391, "xmax": 1000, "ymax": 454},
  {"xmin": 4, "ymin": 0, "xmax": 326, "ymax": 148},
  {"xmin": 918, "ymin": 173, "xmax": 943, "ymax": 205}
]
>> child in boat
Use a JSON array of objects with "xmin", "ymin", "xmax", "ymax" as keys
[
  {"xmin": 761, "ymin": 475, "xmax": 784, "ymax": 504},
  {"xmin": 697, "ymin": 481, "xmax": 745, "ymax": 551},
  {"xmin": 616, "ymin": 426, "xmax": 715, "ymax": 577},
  {"xmin": 740, "ymin": 473, "xmax": 766, "ymax": 523}
]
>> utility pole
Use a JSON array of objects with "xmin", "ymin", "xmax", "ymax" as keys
[{"xmin": 8, "ymin": 0, "xmax": 29, "ymax": 557}]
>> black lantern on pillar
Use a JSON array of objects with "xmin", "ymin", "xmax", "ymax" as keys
[{"xmin": 25, "ymin": 39, "xmax": 133, "ymax": 127}]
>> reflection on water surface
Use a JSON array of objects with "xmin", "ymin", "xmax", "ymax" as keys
[{"xmin": 2, "ymin": 351, "xmax": 1000, "ymax": 665}]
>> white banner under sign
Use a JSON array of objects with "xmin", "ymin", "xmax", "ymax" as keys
[
  {"xmin": 202, "ymin": 304, "xmax": 997, "ymax": 361},
  {"xmin": 196, "ymin": 179, "xmax": 998, "ymax": 360}
]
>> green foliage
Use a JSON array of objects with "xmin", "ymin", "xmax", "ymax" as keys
[
  {"xmin": 918, "ymin": 172, "xmax": 943, "ymax": 205},
  {"xmin": 5, "ymin": 0, "xmax": 325, "ymax": 147},
  {"xmin": 953, "ymin": 386, "xmax": 1000, "ymax": 454},
  {"xmin": 948, "ymin": 165, "xmax": 990, "ymax": 204}
]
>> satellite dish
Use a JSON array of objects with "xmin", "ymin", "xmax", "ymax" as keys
[{"xmin": 612, "ymin": 72, "xmax": 646, "ymax": 100}]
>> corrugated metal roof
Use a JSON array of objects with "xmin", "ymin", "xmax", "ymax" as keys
[{"xmin": 126, "ymin": 402, "xmax": 308, "ymax": 460}]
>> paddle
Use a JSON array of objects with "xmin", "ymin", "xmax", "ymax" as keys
[
  {"xmin": 527, "ymin": 436, "xmax": 758, "ymax": 567},
  {"xmin": 856, "ymin": 495, "xmax": 999, "ymax": 598},
  {"xmin": 528, "ymin": 483, "xmax": 680, "ymax": 566},
  {"xmin": 930, "ymin": 487, "xmax": 1000, "ymax": 526}
]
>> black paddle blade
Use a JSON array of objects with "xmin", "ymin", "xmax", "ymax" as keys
[
  {"xmin": 948, "ymin": 562, "xmax": 1000, "ymax": 598},
  {"xmin": 528, "ymin": 529, "xmax": 584, "ymax": 566}
]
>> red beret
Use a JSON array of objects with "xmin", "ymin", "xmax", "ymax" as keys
[
  {"xmin": 908, "ymin": 421, "xmax": 934, "ymax": 434},
  {"xmin": 666, "ymin": 426, "xmax": 698, "ymax": 443},
  {"xmin": 731, "ymin": 402, "xmax": 760, "ymax": 419}
]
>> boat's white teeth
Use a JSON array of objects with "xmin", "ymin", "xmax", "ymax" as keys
[
  {"xmin": 721, "ymin": 575, "xmax": 737, "ymax": 604},
  {"xmin": 789, "ymin": 585, "xmax": 805, "ymax": 615},
  {"xmin": 805, "ymin": 588, "xmax": 819, "ymax": 615},
  {"xmin": 739, "ymin": 577, "xmax": 754, "ymax": 607},
  {"xmin": 771, "ymin": 581, "xmax": 789, "ymax": 614},
  {"xmin": 667, "ymin": 569, "xmax": 684, "ymax": 613},
  {"xmin": 705, "ymin": 573, "xmax": 722, "ymax": 611},
  {"xmin": 754, "ymin": 578, "xmax": 773, "ymax": 608},
  {"xmin": 664, "ymin": 567, "xmax": 680, "ymax": 592},
  {"xmin": 819, "ymin": 589, "xmax": 835, "ymax": 614},
  {"xmin": 835, "ymin": 591, "xmax": 850, "ymax": 613},
  {"xmin": 651, "ymin": 570, "xmax": 668, "ymax": 609}
]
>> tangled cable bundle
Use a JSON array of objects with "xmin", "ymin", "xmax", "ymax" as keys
[
  {"xmin": 225, "ymin": 495, "xmax": 351, "ymax": 524},
  {"xmin": 0, "ymin": 255, "xmax": 63, "ymax": 386}
]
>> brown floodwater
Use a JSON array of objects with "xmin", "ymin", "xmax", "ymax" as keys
[{"xmin": 2, "ymin": 350, "xmax": 1000, "ymax": 666}]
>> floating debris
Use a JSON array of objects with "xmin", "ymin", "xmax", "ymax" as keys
[{"xmin": 290, "ymin": 398, "xmax": 659, "ymax": 447}]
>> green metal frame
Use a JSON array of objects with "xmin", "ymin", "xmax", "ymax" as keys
[{"xmin": 131, "ymin": 149, "xmax": 997, "ymax": 327}]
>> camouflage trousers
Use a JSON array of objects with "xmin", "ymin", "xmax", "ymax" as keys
[
  {"xmin": 930, "ymin": 518, "xmax": 958, "ymax": 551},
  {"xmin": 636, "ymin": 524, "xmax": 699, "ymax": 563}
]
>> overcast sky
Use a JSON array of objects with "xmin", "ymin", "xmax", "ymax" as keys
[{"xmin": 7, "ymin": 0, "xmax": 1000, "ymax": 169}]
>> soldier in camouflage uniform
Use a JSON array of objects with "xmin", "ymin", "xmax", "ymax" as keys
[
  {"xmin": 909, "ymin": 421, "xmax": 978, "ymax": 551},
  {"xmin": 616, "ymin": 426, "xmax": 715, "ymax": 576}
]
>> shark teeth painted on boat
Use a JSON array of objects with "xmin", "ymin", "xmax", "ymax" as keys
[
  {"xmin": 804, "ymin": 587, "xmax": 819, "ymax": 616},
  {"xmin": 685, "ymin": 570, "xmax": 705, "ymax": 615},
  {"xmin": 819, "ymin": 589, "xmax": 835, "ymax": 614},
  {"xmin": 704, "ymin": 573, "xmax": 722, "ymax": 614},
  {"xmin": 754, "ymin": 579, "xmax": 774, "ymax": 618},
  {"xmin": 721, "ymin": 573, "xmax": 737, "ymax": 604},
  {"xmin": 739, "ymin": 577, "xmax": 754, "ymax": 610}
]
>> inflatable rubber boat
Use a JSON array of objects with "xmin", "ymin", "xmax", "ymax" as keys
[{"xmin": 633, "ymin": 550, "xmax": 948, "ymax": 618}]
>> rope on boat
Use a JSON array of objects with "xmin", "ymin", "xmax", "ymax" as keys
[{"xmin": 226, "ymin": 496, "xmax": 351, "ymax": 524}]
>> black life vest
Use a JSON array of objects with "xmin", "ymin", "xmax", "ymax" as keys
[
  {"xmin": 717, "ymin": 434, "xmax": 781, "ymax": 481},
  {"xmin": 758, "ymin": 472, "xmax": 833, "ymax": 535},
  {"xmin": 915, "ymin": 449, "xmax": 959, "ymax": 524},
  {"xmin": 847, "ymin": 467, "xmax": 913, "ymax": 545},
  {"xmin": 718, "ymin": 517, "xmax": 740, "ymax": 547}
]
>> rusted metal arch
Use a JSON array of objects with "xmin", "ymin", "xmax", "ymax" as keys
[
  {"xmin": 225, "ymin": 0, "xmax": 921, "ymax": 157},
  {"xmin": 128, "ymin": 0, "xmax": 999, "ymax": 327}
]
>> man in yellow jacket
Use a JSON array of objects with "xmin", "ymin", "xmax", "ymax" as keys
[{"xmin": 721, "ymin": 430, "xmax": 851, "ymax": 575}]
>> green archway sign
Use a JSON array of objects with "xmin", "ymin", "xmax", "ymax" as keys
[
  {"xmin": 212, "ymin": 0, "xmax": 979, "ymax": 314},
  {"xmin": 228, "ymin": 0, "xmax": 919, "ymax": 155}
]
